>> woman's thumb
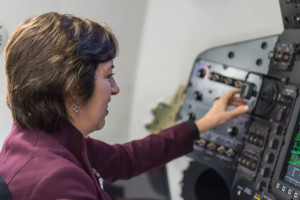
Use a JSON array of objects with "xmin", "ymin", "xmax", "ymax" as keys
[{"xmin": 229, "ymin": 105, "xmax": 249, "ymax": 118}]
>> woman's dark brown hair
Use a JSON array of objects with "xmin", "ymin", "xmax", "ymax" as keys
[{"xmin": 5, "ymin": 12, "xmax": 118, "ymax": 133}]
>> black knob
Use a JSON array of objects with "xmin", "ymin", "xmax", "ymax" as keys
[
  {"xmin": 194, "ymin": 91, "xmax": 203, "ymax": 101},
  {"xmin": 229, "ymin": 127, "xmax": 238, "ymax": 136},
  {"xmin": 188, "ymin": 113, "xmax": 196, "ymax": 120},
  {"xmin": 198, "ymin": 68, "xmax": 206, "ymax": 78}
]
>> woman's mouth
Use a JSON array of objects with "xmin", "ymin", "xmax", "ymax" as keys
[{"xmin": 105, "ymin": 105, "xmax": 109, "ymax": 115}]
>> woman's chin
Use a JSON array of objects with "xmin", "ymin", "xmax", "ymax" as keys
[{"xmin": 95, "ymin": 120, "xmax": 105, "ymax": 131}]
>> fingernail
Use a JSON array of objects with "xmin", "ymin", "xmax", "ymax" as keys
[{"xmin": 242, "ymin": 105, "xmax": 249, "ymax": 111}]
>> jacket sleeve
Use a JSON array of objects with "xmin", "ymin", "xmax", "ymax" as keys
[{"xmin": 85, "ymin": 122, "xmax": 195, "ymax": 183}]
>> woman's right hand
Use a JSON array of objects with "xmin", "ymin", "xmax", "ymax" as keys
[{"xmin": 195, "ymin": 88, "xmax": 249, "ymax": 133}]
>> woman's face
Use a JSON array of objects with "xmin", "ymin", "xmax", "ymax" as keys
[{"xmin": 68, "ymin": 60, "xmax": 119, "ymax": 136}]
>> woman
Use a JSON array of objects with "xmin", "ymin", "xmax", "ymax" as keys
[{"xmin": 0, "ymin": 12, "xmax": 249, "ymax": 200}]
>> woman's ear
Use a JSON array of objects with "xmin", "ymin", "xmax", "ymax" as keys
[
  {"xmin": 64, "ymin": 93, "xmax": 78, "ymax": 113},
  {"xmin": 64, "ymin": 93, "xmax": 79, "ymax": 124}
]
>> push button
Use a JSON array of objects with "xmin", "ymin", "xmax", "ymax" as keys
[
  {"xmin": 275, "ymin": 182, "xmax": 280, "ymax": 189},
  {"xmin": 282, "ymin": 185, "xmax": 287, "ymax": 192},
  {"xmin": 287, "ymin": 188, "xmax": 293, "ymax": 196},
  {"xmin": 294, "ymin": 192, "xmax": 299, "ymax": 199}
]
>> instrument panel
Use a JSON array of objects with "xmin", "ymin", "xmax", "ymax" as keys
[{"xmin": 178, "ymin": 1, "xmax": 300, "ymax": 199}]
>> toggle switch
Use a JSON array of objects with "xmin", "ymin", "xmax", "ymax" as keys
[{"xmin": 240, "ymin": 82, "xmax": 257, "ymax": 99}]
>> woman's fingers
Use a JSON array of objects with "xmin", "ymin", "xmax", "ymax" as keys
[
  {"xmin": 228, "ymin": 104, "xmax": 249, "ymax": 118},
  {"xmin": 224, "ymin": 88, "xmax": 241, "ymax": 99},
  {"xmin": 229, "ymin": 97, "xmax": 247, "ymax": 106},
  {"xmin": 196, "ymin": 88, "xmax": 249, "ymax": 133}
]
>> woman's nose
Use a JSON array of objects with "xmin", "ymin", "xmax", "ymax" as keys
[{"xmin": 111, "ymin": 78, "xmax": 120, "ymax": 95}]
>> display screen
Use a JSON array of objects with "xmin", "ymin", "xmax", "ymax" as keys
[{"xmin": 283, "ymin": 120, "xmax": 300, "ymax": 188}]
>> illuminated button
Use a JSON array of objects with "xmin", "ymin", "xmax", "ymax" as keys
[
  {"xmin": 196, "ymin": 139, "xmax": 206, "ymax": 147},
  {"xmin": 282, "ymin": 185, "xmax": 287, "ymax": 192},
  {"xmin": 217, "ymin": 146, "xmax": 226, "ymax": 154},
  {"xmin": 287, "ymin": 189, "xmax": 293, "ymax": 196},
  {"xmin": 233, "ymin": 80, "xmax": 243, "ymax": 88},
  {"xmin": 238, "ymin": 157, "xmax": 243, "ymax": 163},
  {"xmin": 211, "ymin": 73, "xmax": 220, "ymax": 81},
  {"xmin": 226, "ymin": 149, "xmax": 235, "ymax": 157},
  {"xmin": 282, "ymin": 53, "xmax": 290, "ymax": 62},
  {"xmin": 242, "ymin": 158, "xmax": 248, "ymax": 165},
  {"xmin": 294, "ymin": 16, "xmax": 300, "ymax": 23},
  {"xmin": 246, "ymin": 160, "xmax": 251, "ymax": 168},
  {"xmin": 274, "ymin": 52, "xmax": 282, "ymax": 60},
  {"xmin": 275, "ymin": 182, "xmax": 281, "ymax": 189},
  {"xmin": 206, "ymin": 142, "xmax": 216, "ymax": 151},
  {"xmin": 224, "ymin": 77, "xmax": 233, "ymax": 85},
  {"xmin": 249, "ymin": 135, "xmax": 255, "ymax": 143},
  {"xmin": 250, "ymin": 161, "xmax": 256, "ymax": 170},
  {"xmin": 258, "ymin": 138, "xmax": 264, "ymax": 147},
  {"xmin": 294, "ymin": 192, "xmax": 299, "ymax": 199},
  {"xmin": 253, "ymin": 137, "xmax": 258, "ymax": 144}
]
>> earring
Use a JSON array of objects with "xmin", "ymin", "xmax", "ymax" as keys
[{"xmin": 74, "ymin": 105, "xmax": 79, "ymax": 113}]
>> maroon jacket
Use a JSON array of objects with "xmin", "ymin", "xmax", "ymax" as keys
[{"xmin": 0, "ymin": 121, "xmax": 195, "ymax": 199}]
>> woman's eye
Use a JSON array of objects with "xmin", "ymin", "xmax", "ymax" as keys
[{"xmin": 107, "ymin": 73, "xmax": 115, "ymax": 79}]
